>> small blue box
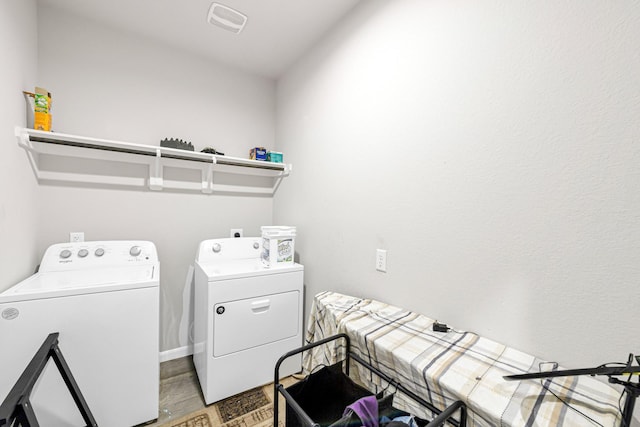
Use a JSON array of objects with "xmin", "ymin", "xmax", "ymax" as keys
[{"xmin": 250, "ymin": 147, "xmax": 267, "ymax": 161}]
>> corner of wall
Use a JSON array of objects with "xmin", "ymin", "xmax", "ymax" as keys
[{"xmin": 0, "ymin": 0, "xmax": 41, "ymax": 290}]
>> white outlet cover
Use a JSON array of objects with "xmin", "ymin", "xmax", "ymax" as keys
[
  {"xmin": 70, "ymin": 232, "xmax": 85, "ymax": 242},
  {"xmin": 376, "ymin": 249, "xmax": 387, "ymax": 272}
]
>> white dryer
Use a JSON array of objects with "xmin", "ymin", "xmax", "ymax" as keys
[
  {"xmin": 194, "ymin": 237, "xmax": 303, "ymax": 404},
  {"xmin": 0, "ymin": 241, "xmax": 159, "ymax": 427}
]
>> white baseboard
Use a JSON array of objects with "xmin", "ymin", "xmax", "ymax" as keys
[{"xmin": 159, "ymin": 345, "xmax": 193, "ymax": 363}]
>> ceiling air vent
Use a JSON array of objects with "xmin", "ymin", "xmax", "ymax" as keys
[{"xmin": 207, "ymin": 3, "xmax": 247, "ymax": 34}]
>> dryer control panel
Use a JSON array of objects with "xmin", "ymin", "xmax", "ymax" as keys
[
  {"xmin": 40, "ymin": 240, "xmax": 158, "ymax": 271},
  {"xmin": 196, "ymin": 237, "xmax": 261, "ymax": 263}
]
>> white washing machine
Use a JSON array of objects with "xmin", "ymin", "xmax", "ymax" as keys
[
  {"xmin": 0, "ymin": 240, "xmax": 159, "ymax": 427},
  {"xmin": 194, "ymin": 237, "xmax": 303, "ymax": 404}
]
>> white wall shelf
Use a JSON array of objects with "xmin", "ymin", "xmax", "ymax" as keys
[{"xmin": 15, "ymin": 127, "xmax": 291, "ymax": 195}]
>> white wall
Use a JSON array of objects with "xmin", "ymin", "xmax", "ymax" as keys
[
  {"xmin": 276, "ymin": 0, "xmax": 640, "ymax": 371},
  {"xmin": 0, "ymin": 0, "xmax": 40, "ymax": 290},
  {"xmin": 36, "ymin": 4, "xmax": 277, "ymax": 353}
]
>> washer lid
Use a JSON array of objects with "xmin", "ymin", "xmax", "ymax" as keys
[
  {"xmin": 196, "ymin": 258, "xmax": 303, "ymax": 281},
  {"xmin": 0, "ymin": 265, "xmax": 158, "ymax": 303}
]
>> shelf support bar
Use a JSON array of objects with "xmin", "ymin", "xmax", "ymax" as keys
[
  {"xmin": 15, "ymin": 126, "xmax": 43, "ymax": 182},
  {"xmin": 201, "ymin": 156, "xmax": 216, "ymax": 194},
  {"xmin": 270, "ymin": 163, "xmax": 291, "ymax": 194},
  {"xmin": 149, "ymin": 148, "xmax": 163, "ymax": 190}
]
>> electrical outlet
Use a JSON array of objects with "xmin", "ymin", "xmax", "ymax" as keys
[
  {"xmin": 376, "ymin": 249, "xmax": 387, "ymax": 272},
  {"xmin": 70, "ymin": 232, "xmax": 84, "ymax": 243},
  {"xmin": 230, "ymin": 228, "xmax": 243, "ymax": 238}
]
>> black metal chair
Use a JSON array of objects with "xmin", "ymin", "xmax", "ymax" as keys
[{"xmin": 0, "ymin": 333, "xmax": 97, "ymax": 427}]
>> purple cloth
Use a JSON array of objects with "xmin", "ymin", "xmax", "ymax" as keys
[{"xmin": 344, "ymin": 395, "xmax": 379, "ymax": 427}]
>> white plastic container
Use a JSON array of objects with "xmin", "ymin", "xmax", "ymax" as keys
[{"xmin": 261, "ymin": 226, "xmax": 296, "ymax": 267}]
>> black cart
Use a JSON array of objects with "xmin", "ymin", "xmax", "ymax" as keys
[{"xmin": 274, "ymin": 333, "xmax": 467, "ymax": 427}]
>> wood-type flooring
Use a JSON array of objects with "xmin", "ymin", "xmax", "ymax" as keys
[{"xmin": 140, "ymin": 356, "xmax": 205, "ymax": 426}]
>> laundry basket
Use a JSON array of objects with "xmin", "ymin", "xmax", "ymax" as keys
[
  {"xmin": 274, "ymin": 334, "xmax": 467, "ymax": 427},
  {"xmin": 284, "ymin": 362, "xmax": 369, "ymax": 427}
]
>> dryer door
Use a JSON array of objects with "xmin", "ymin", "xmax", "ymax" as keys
[{"xmin": 213, "ymin": 290, "xmax": 299, "ymax": 357}]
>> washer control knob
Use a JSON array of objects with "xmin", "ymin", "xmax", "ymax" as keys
[
  {"xmin": 78, "ymin": 249, "xmax": 89, "ymax": 258},
  {"xmin": 95, "ymin": 248, "xmax": 105, "ymax": 257},
  {"xmin": 253, "ymin": 242, "xmax": 259, "ymax": 249},
  {"xmin": 212, "ymin": 243, "xmax": 221, "ymax": 253},
  {"xmin": 60, "ymin": 249, "xmax": 72, "ymax": 259},
  {"xmin": 129, "ymin": 246, "xmax": 142, "ymax": 257},
  {"xmin": 216, "ymin": 306, "xmax": 225, "ymax": 315}
]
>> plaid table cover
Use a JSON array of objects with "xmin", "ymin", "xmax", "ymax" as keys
[{"xmin": 302, "ymin": 291, "xmax": 623, "ymax": 427}]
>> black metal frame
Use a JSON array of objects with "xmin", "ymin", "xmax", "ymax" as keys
[
  {"xmin": 274, "ymin": 333, "xmax": 467, "ymax": 427},
  {"xmin": 504, "ymin": 354, "xmax": 640, "ymax": 427},
  {"xmin": 0, "ymin": 333, "xmax": 97, "ymax": 427}
]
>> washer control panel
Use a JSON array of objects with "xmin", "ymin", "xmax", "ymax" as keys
[{"xmin": 41, "ymin": 240, "xmax": 158, "ymax": 271}]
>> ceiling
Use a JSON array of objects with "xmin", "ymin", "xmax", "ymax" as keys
[{"xmin": 37, "ymin": 0, "xmax": 361, "ymax": 79}]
